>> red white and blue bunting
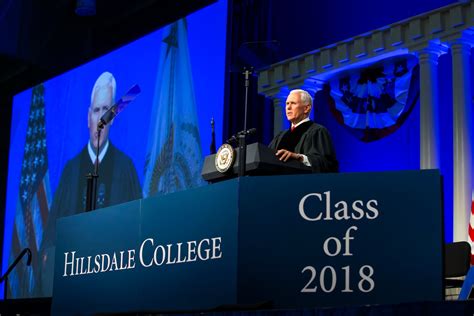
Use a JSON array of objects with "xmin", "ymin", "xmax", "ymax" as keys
[{"xmin": 325, "ymin": 55, "xmax": 419, "ymax": 142}]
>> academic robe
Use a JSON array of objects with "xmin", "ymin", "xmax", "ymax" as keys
[
  {"xmin": 36, "ymin": 142, "xmax": 141, "ymax": 296},
  {"xmin": 269, "ymin": 121, "xmax": 339, "ymax": 173}
]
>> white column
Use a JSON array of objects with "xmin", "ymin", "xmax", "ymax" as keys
[
  {"xmin": 417, "ymin": 45, "xmax": 446, "ymax": 169},
  {"xmin": 302, "ymin": 79, "xmax": 325, "ymax": 122},
  {"xmin": 273, "ymin": 97, "xmax": 286, "ymax": 137},
  {"xmin": 451, "ymin": 40, "xmax": 472, "ymax": 242}
]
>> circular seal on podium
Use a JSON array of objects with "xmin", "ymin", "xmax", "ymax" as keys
[{"xmin": 215, "ymin": 144, "xmax": 235, "ymax": 173}]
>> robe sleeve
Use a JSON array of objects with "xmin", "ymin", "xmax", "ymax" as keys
[
  {"xmin": 268, "ymin": 131, "xmax": 284, "ymax": 150},
  {"xmin": 303, "ymin": 126, "xmax": 339, "ymax": 173}
]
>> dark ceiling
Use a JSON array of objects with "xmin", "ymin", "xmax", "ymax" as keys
[{"xmin": 0, "ymin": 0, "xmax": 216, "ymax": 97}]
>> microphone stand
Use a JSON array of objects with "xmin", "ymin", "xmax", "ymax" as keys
[
  {"xmin": 85, "ymin": 128, "xmax": 101, "ymax": 212},
  {"xmin": 83, "ymin": 84, "xmax": 141, "ymax": 212},
  {"xmin": 238, "ymin": 67, "xmax": 252, "ymax": 177}
]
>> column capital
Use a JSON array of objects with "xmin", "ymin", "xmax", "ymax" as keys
[
  {"xmin": 273, "ymin": 87, "xmax": 291, "ymax": 105},
  {"xmin": 413, "ymin": 41, "xmax": 449, "ymax": 62},
  {"xmin": 272, "ymin": 97, "xmax": 285, "ymax": 108},
  {"xmin": 445, "ymin": 30, "xmax": 474, "ymax": 50},
  {"xmin": 450, "ymin": 40, "xmax": 473, "ymax": 56},
  {"xmin": 300, "ymin": 79, "xmax": 327, "ymax": 96}
]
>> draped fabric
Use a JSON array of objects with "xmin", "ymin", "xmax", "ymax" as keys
[
  {"xmin": 143, "ymin": 19, "xmax": 205, "ymax": 197},
  {"xmin": 324, "ymin": 56, "xmax": 419, "ymax": 142}
]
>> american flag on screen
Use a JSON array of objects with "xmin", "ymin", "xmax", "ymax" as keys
[
  {"xmin": 469, "ymin": 199, "xmax": 474, "ymax": 264},
  {"xmin": 8, "ymin": 84, "xmax": 51, "ymax": 298}
]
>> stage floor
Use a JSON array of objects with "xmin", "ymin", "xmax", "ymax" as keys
[{"xmin": 2, "ymin": 298, "xmax": 474, "ymax": 315}]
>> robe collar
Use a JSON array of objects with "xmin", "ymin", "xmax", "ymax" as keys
[{"xmin": 87, "ymin": 140, "xmax": 109, "ymax": 164}]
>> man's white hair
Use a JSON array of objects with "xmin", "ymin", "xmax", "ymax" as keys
[
  {"xmin": 290, "ymin": 89, "xmax": 313, "ymax": 108},
  {"xmin": 90, "ymin": 71, "xmax": 116, "ymax": 106}
]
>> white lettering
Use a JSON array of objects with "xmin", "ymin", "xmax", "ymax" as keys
[
  {"xmin": 153, "ymin": 245, "xmax": 166, "ymax": 266},
  {"xmin": 299, "ymin": 193, "xmax": 323, "ymax": 221},
  {"xmin": 93, "ymin": 254, "xmax": 101, "ymax": 273},
  {"xmin": 86, "ymin": 256, "xmax": 93, "ymax": 274},
  {"xmin": 334, "ymin": 201, "xmax": 349, "ymax": 220},
  {"xmin": 139, "ymin": 238, "xmax": 154, "ymax": 268},
  {"xmin": 323, "ymin": 237, "xmax": 341, "ymax": 256},
  {"xmin": 128, "ymin": 249, "xmax": 136, "ymax": 269},
  {"xmin": 351, "ymin": 200, "xmax": 365, "ymax": 220},
  {"xmin": 343, "ymin": 226, "xmax": 358, "ymax": 256},
  {"xmin": 63, "ymin": 251, "xmax": 76, "ymax": 277},
  {"xmin": 211, "ymin": 237, "xmax": 222, "ymax": 259},
  {"xmin": 75, "ymin": 257, "xmax": 80, "ymax": 276},
  {"xmin": 187, "ymin": 240, "xmax": 197, "ymax": 262},
  {"xmin": 176, "ymin": 243, "xmax": 187, "ymax": 263},
  {"xmin": 197, "ymin": 239, "xmax": 210, "ymax": 261},
  {"xmin": 100, "ymin": 254, "xmax": 110, "ymax": 272},
  {"xmin": 62, "ymin": 236, "xmax": 223, "ymax": 277},
  {"xmin": 110, "ymin": 253, "xmax": 118, "ymax": 271},
  {"xmin": 366, "ymin": 200, "xmax": 379, "ymax": 219},
  {"xmin": 166, "ymin": 244, "xmax": 177, "ymax": 264},
  {"xmin": 299, "ymin": 191, "xmax": 380, "ymax": 222}
]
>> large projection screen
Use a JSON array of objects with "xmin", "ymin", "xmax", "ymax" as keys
[{"xmin": 2, "ymin": 0, "xmax": 227, "ymax": 298}]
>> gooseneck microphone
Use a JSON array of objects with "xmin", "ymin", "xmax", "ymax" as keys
[
  {"xmin": 97, "ymin": 84, "xmax": 141, "ymax": 131},
  {"xmin": 226, "ymin": 128, "xmax": 257, "ymax": 144},
  {"xmin": 98, "ymin": 105, "xmax": 117, "ymax": 130}
]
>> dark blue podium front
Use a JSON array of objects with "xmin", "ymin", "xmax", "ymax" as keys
[{"xmin": 52, "ymin": 170, "xmax": 443, "ymax": 315}]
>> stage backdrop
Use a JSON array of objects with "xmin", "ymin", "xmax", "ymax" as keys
[{"xmin": 2, "ymin": 0, "xmax": 228, "ymax": 299}]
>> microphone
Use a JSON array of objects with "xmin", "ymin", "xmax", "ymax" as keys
[
  {"xmin": 241, "ymin": 127, "xmax": 257, "ymax": 136},
  {"xmin": 98, "ymin": 84, "xmax": 141, "ymax": 130},
  {"xmin": 98, "ymin": 105, "xmax": 117, "ymax": 130},
  {"xmin": 226, "ymin": 128, "xmax": 257, "ymax": 144}
]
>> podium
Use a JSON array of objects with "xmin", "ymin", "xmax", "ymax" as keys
[
  {"xmin": 201, "ymin": 142, "xmax": 312, "ymax": 182},
  {"xmin": 52, "ymin": 170, "xmax": 443, "ymax": 315}
]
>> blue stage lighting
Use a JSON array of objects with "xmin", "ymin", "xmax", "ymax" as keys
[{"xmin": 75, "ymin": 0, "xmax": 96, "ymax": 16}]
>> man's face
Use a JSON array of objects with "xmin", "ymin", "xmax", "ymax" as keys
[
  {"xmin": 88, "ymin": 87, "xmax": 113, "ymax": 149},
  {"xmin": 285, "ymin": 92, "xmax": 311, "ymax": 125}
]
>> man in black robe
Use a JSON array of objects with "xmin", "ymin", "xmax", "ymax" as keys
[
  {"xmin": 37, "ymin": 72, "xmax": 142, "ymax": 296},
  {"xmin": 269, "ymin": 89, "xmax": 339, "ymax": 173}
]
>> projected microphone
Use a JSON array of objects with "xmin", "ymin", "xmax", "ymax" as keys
[
  {"xmin": 98, "ymin": 84, "xmax": 141, "ymax": 130},
  {"xmin": 98, "ymin": 105, "xmax": 117, "ymax": 130}
]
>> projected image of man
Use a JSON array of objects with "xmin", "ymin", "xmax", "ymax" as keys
[
  {"xmin": 88, "ymin": 72, "xmax": 114, "ymax": 158},
  {"xmin": 37, "ymin": 71, "xmax": 142, "ymax": 296}
]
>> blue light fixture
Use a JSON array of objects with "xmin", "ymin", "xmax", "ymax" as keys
[{"xmin": 75, "ymin": 0, "xmax": 96, "ymax": 16}]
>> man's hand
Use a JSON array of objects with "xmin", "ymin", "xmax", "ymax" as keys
[{"xmin": 276, "ymin": 149, "xmax": 303, "ymax": 162}]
